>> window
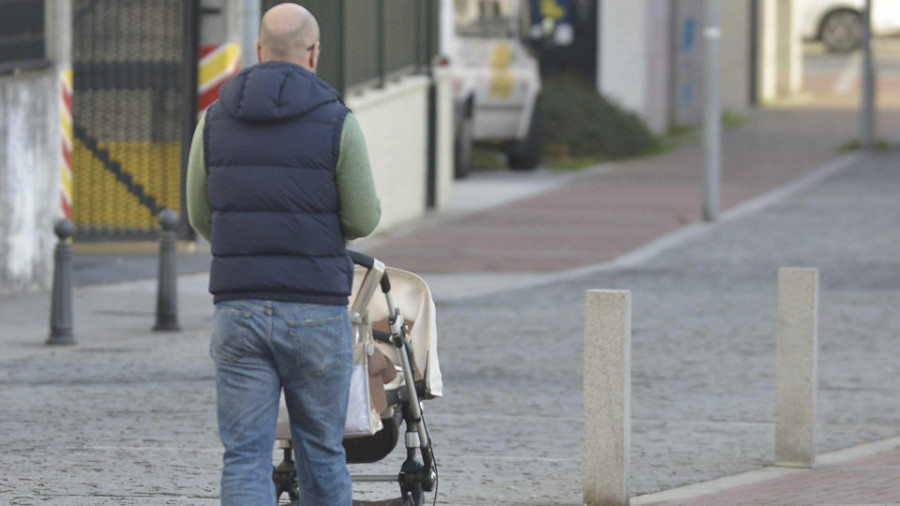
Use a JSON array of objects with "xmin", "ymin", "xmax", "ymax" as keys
[{"xmin": 454, "ymin": 0, "xmax": 516, "ymax": 38}]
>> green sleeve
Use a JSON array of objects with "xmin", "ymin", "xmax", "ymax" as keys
[
  {"xmin": 186, "ymin": 113, "xmax": 212, "ymax": 242},
  {"xmin": 337, "ymin": 113, "xmax": 381, "ymax": 240}
]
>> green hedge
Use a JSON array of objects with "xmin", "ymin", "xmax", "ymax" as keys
[{"xmin": 541, "ymin": 75, "xmax": 657, "ymax": 160}]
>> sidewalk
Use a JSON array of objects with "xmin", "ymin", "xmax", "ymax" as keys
[
  {"xmin": 417, "ymin": 148, "xmax": 900, "ymax": 505},
  {"xmin": 634, "ymin": 438, "xmax": 900, "ymax": 505},
  {"xmin": 363, "ymin": 107, "xmax": 900, "ymax": 281},
  {"xmin": 1, "ymin": 106, "xmax": 899, "ymax": 504}
]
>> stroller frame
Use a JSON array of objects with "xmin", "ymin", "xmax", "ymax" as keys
[{"xmin": 273, "ymin": 251, "xmax": 437, "ymax": 506}]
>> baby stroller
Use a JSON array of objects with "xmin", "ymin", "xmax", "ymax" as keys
[{"xmin": 272, "ymin": 251, "xmax": 442, "ymax": 505}]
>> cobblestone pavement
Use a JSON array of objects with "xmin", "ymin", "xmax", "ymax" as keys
[
  {"xmin": 419, "ymin": 151, "xmax": 900, "ymax": 505},
  {"xmin": 2, "ymin": 151, "xmax": 898, "ymax": 505},
  {"xmin": 4, "ymin": 115, "xmax": 900, "ymax": 502}
]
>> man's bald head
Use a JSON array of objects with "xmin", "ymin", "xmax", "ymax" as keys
[{"xmin": 257, "ymin": 3, "xmax": 320, "ymax": 70}]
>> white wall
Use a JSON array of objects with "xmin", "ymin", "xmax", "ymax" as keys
[
  {"xmin": 600, "ymin": 0, "xmax": 755, "ymax": 131},
  {"xmin": 757, "ymin": 0, "xmax": 803, "ymax": 103},
  {"xmin": 599, "ymin": 0, "xmax": 649, "ymax": 126},
  {"xmin": 645, "ymin": 0, "xmax": 672, "ymax": 133},
  {"xmin": 0, "ymin": 0, "xmax": 69, "ymax": 294},
  {"xmin": 348, "ymin": 75, "xmax": 453, "ymax": 233},
  {"xmin": 671, "ymin": 0, "xmax": 705, "ymax": 128},
  {"xmin": 0, "ymin": 72, "xmax": 60, "ymax": 294}
]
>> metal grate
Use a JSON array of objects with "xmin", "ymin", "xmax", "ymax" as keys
[
  {"xmin": 384, "ymin": 0, "xmax": 418, "ymax": 77},
  {"xmin": 0, "ymin": 0, "xmax": 47, "ymax": 73},
  {"xmin": 260, "ymin": 0, "xmax": 439, "ymax": 94},
  {"xmin": 71, "ymin": 0, "xmax": 196, "ymax": 239}
]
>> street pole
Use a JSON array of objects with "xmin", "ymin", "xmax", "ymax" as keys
[
  {"xmin": 703, "ymin": 0, "xmax": 722, "ymax": 222},
  {"xmin": 861, "ymin": 0, "xmax": 875, "ymax": 149},
  {"xmin": 241, "ymin": 0, "xmax": 260, "ymax": 69}
]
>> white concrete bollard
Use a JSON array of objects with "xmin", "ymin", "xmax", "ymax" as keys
[
  {"xmin": 584, "ymin": 290, "xmax": 631, "ymax": 506},
  {"xmin": 775, "ymin": 267, "xmax": 819, "ymax": 468}
]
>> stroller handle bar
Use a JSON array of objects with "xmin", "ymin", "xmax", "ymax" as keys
[
  {"xmin": 346, "ymin": 249, "xmax": 438, "ymax": 496},
  {"xmin": 348, "ymin": 250, "xmax": 391, "ymax": 293}
]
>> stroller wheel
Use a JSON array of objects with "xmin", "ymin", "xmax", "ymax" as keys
[
  {"xmin": 273, "ymin": 447, "xmax": 299, "ymax": 504},
  {"xmin": 402, "ymin": 482, "xmax": 424, "ymax": 506},
  {"xmin": 275, "ymin": 479, "xmax": 298, "ymax": 505}
]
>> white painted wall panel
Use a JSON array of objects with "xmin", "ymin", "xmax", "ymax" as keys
[
  {"xmin": 599, "ymin": 0, "xmax": 648, "ymax": 116},
  {"xmin": 0, "ymin": 72, "xmax": 59, "ymax": 294},
  {"xmin": 348, "ymin": 76, "xmax": 430, "ymax": 232}
]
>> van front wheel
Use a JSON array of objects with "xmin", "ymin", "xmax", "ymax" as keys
[
  {"xmin": 454, "ymin": 111, "xmax": 474, "ymax": 179},
  {"xmin": 507, "ymin": 97, "xmax": 542, "ymax": 171}
]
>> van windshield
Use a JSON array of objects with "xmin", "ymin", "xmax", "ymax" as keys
[{"xmin": 455, "ymin": 0, "xmax": 516, "ymax": 38}]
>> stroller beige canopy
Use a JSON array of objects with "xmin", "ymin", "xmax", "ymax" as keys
[
  {"xmin": 351, "ymin": 265, "xmax": 442, "ymax": 399},
  {"xmin": 277, "ymin": 265, "xmax": 442, "ymax": 433}
]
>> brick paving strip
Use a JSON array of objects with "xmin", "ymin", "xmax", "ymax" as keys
[
  {"xmin": 634, "ymin": 437, "xmax": 900, "ymax": 506},
  {"xmin": 366, "ymin": 108, "xmax": 900, "ymax": 275}
]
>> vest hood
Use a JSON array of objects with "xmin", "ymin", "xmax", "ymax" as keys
[{"xmin": 218, "ymin": 61, "xmax": 341, "ymax": 123}]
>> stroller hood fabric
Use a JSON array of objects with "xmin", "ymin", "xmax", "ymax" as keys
[{"xmin": 352, "ymin": 266, "xmax": 443, "ymax": 398}]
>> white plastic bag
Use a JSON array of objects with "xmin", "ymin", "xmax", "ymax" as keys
[{"xmin": 344, "ymin": 341, "xmax": 383, "ymax": 437}]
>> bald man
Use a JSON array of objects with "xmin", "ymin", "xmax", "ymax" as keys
[{"xmin": 186, "ymin": 3, "xmax": 380, "ymax": 505}]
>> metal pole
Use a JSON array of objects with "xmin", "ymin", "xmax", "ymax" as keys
[
  {"xmin": 377, "ymin": 0, "xmax": 386, "ymax": 88},
  {"xmin": 861, "ymin": 0, "xmax": 875, "ymax": 149},
  {"xmin": 703, "ymin": 0, "xmax": 722, "ymax": 222},
  {"xmin": 425, "ymin": 0, "xmax": 437, "ymax": 209},
  {"xmin": 47, "ymin": 219, "xmax": 76, "ymax": 345},
  {"xmin": 337, "ymin": 0, "xmax": 346, "ymax": 94},
  {"xmin": 153, "ymin": 209, "xmax": 181, "ymax": 331},
  {"xmin": 179, "ymin": 0, "xmax": 200, "ymax": 239},
  {"xmin": 414, "ymin": 0, "xmax": 423, "ymax": 73},
  {"xmin": 241, "ymin": 0, "xmax": 260, "ymax": 69}
]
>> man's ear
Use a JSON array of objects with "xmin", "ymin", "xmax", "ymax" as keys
[
  {"xmin": 256, "ymin": 41, "xmax": 262, "ymax": 63},
  {"xmin": 310, "ymin": 42, "xmax": 319, "ymax": 71}
]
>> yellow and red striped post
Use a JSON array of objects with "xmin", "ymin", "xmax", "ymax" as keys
[
  {"xmin": 60, "ymin": 69, "xmax": 74, "ymax": 219},
  {"xmin": 198, "ymin": 43, "xmax": 241, "ymax": 115}
]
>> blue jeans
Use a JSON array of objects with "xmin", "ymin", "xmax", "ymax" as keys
[{"xmin": 211, "ymin": 299, "xmax": 353, "ymax": 506}]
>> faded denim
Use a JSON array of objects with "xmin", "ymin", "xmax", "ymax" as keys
[{"xmin": 211, "ymin": 299, "xmax": 353, "ymax": 506}]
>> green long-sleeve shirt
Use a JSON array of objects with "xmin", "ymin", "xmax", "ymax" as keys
[{"xmin": 186, "ymin": 112, "xmax": 381, "ymax": 242}]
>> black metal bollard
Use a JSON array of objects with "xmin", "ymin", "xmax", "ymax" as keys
[
  {"xmin": 47, "ymin": 219, "xmax": 76, "ymax": 345},
  {"xmin": 153, "ymin": 209, "xmax": 181, "ymax": 331}
]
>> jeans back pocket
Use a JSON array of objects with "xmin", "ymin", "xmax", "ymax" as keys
[
  {"xmin": 288, "ymin": 312, "xmax": 351, "ymax": 377},
  {"xmin": 211, "ymin": 308, "xmax": 253, "ymax": 363}
]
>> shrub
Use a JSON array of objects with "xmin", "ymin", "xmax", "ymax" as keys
[{"xmin": 540, "ymin": 75, "xmax": 657, "ymax": 161}]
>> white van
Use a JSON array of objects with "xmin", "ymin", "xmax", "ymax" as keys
[{"xmin": 449, "ymin": 0, "xmax": 542, "ymax": 177}]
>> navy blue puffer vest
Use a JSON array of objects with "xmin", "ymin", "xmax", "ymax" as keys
[{"xmin": 204, "ymin": 61, "xmax": 352, "ymax": 305}]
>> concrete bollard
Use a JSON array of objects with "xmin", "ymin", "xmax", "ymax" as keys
[
  {"xmin": 775, "ymin": 267, "xmax": 819, "ymax": 468},
  {"xmin": 584, "ymin": 290, "xmax": 631, "ymax": 506},
  {"xmin": 47, "ymin": 219, "xmax": 76, "ymax": 345},
  {"xmin": 153, "ymin": 209, "xmax": 181, "ymax": 331}
]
